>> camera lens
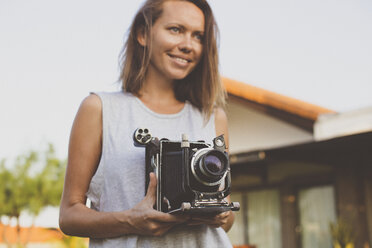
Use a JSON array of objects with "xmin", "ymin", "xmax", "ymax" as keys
[
  {"xmin": 200, "ymin": 151, "xmax": 226, "ymax": 178},
  {"xmin": 204, "ymin": 155, "xmax": 223, "ymax": 174},
  {"xmin": 191, "ymin": 149, "xmax": 228, "ymax": 186}
]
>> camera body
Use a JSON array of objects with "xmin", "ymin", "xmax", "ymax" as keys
[{"xmin": 133, "ymin": 128, "xmax": 240, "ymax": 214}]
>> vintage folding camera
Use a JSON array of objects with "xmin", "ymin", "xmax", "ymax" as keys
[{"xmin": 133, "ymin": 128, "xmax": 240, "ymax": 215}]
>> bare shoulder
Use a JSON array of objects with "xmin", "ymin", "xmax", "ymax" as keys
[
  {"xmin": 79, "ymin": 93, "xmax": 102, "ymax": 114},
  {"xmin": 71, "ymin": 93, "xmax": 102, "ymax": 147},
  {"xmin": 214, "ymin": 107, "xmax": 228, "ymax": 123},
  {"xmin": 214, "ymin": 107, "xmax": 228, "ymax": 136}
]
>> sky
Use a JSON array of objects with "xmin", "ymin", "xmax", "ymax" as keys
[{"xmin": 0, "ymin": 0, "xmax": 371, "ymax": 227}]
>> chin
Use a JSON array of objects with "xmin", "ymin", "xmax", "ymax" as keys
[
  {"xmin": 168, "ymin": 72, "xmax": 190, "ymax": 81},
  {"xmin": 173, "ymin": 75, "xmax": 189, "ymax": 80},
  {"xmin": 169, "ymin": 68, "xmax": 195, "ymax": 81}
]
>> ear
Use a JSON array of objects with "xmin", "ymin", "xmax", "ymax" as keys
[{"xmin": 137, "ymin": 27, "xmax": 146, "ymax": 47}]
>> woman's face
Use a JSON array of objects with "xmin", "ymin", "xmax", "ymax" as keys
[{"xmin": 140, "ymin": 1, "xmax": 205, "ymax": 82}]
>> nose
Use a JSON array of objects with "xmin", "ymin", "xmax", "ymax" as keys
[{"xmin": 178, "ymin": 34, "xmax": 192, "ymax": 54}]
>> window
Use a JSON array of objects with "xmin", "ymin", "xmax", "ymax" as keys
[
  {"xmin": 229, "ymin": 190, "xmax": 282, "ymax": 248},
  {"xmin": 298, "ymin": 185, "xmax": 336, "ymax": 248},
  {"xmin": 248, "ymin": 189, "xmax": 282, "ymax": 248}
]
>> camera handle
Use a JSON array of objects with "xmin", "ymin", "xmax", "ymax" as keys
[{"xmin": 133, "ymin": 128, "xmax": 163, "ymax": 209}]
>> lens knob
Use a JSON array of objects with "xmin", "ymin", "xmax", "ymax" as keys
[
  {"xmin": 213, "ymin": 135, "xmax": 226, "ymax": 151},
  {"xmin": 215, "ymin": 138, "xmax": 224, "ymax": 147},
  {"xmin": 133, "ymin": 128, "xmax": 152, "ymax": 145}
]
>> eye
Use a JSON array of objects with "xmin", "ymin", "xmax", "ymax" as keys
[
  {"xmin": 194, "ymin": 33, "xmax": 204, "ymax": 42},
  {"xmin": 169, "ymin": 27, "xmax": 180, "ymax": 33}
]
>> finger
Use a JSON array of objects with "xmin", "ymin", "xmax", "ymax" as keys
[
  {"xmin": 188, "ymin": 217, "xmax": 225, "ymax": 226},
  {"xmin": 217, "ymin": 212, "xmax": 230, "ymax": 219},
  {"xmin": 215, "ymin": 211, "xmax": 230, "ymax": 218},
  {"xmin": 222, "ymin": 211, "xmax": 231, "ymax": 216},
  {"xmin": 189, "ymin": 216, "xmax": 220, "ymax": 222},
  {"xmin": 188, "ymin": 219, "xmax": 223, "ymax": 227},
  {"xmin": 152, "ymin": 223, "xmax": 176, "ymax": 236},
  {"xmin": 209, "ymin": 224, "xmax": 221, "ymax": 228},
  {"xmin": 145, "ymin": 172, "xmax": 157, "ymax": 204},
  {"xmin": 187, "ymin": 217, "xmax": 212, "ymax": 225},
  {"xmin": 187, "ymin": 221, "xmax": 205, "ymax": 226},
  {"xmin": 149, "ymin": 210, "xmax": 189, "ymax": 223}
]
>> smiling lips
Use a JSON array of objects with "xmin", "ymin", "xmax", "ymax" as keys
[{"xmin": 168, "ymin": 54, "xmax": 191, "ymax": 66}]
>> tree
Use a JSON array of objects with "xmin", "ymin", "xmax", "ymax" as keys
[
  {"xmin": 0, "ymin": 159, "xmax": 13, "ymax": 247},
  {"xmin": 0, "ymin": 151, "xmax": 37, "ymax": 246},
  {"xmin": 28, "ymin": 144, "xmax": 65, "ymax": 217},
  {"xmin": 0, "ymin": 145, "xmax": 66, "ymax": 247},
  {"xmin": 25, "ymin": 144, "xmax": 66, "ymax": 245}
]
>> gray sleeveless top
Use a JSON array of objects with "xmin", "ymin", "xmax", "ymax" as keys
[{"xmin": 86, "ymin": 91, "xmax": 232, "ymax": 248}]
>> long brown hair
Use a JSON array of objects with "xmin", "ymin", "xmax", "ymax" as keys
[{"xmin": 119, "ymin": 0, "xmax": 226, "ymax": 119}]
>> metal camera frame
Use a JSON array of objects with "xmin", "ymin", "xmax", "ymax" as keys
[{"xmin": 133, "ymin": 128, "xmax": 240, "ymax": 214}]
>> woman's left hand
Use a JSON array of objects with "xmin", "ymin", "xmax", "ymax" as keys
[{"xmin": 186, "ymin": 211, "xmax": 233, "ymax": 229}]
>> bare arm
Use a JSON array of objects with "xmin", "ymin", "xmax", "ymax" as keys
[{"xmin": 59, "ymin": 94, "xmax": 186, "ymax": 238}]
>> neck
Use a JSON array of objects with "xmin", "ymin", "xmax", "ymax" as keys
[
  {"xmin": 138, "ymin": 65, "xmax": 178, "ymax": 103},
  {"xmin": 139, "ymin": 78, "xmax": 176, "ymax": 101},
  {"xmin": 136, "ymin": 71, "xmax": 185, "ymax": 114}
]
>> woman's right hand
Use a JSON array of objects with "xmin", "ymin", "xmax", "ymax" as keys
[{"xmin": 125, "ymin": 173, "xmax": 188, "ymax": 236}]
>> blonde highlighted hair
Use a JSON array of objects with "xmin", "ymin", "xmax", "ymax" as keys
[{"xmin": 119, "ymin": 0, "xmax": 226, "ymax": 119}]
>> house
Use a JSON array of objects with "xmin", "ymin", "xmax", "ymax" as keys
[{"xmin": 223, "ymin": 77, "xmax": 372, "ymax": 248}]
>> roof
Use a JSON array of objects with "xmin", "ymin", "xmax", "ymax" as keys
[
  {"xmin": 222, "ymin": 77, "xmax": 335, "ymax": 131},
  {"xmin": 231, "ymin": 130, "xmax": 372, "ymax": 167}
]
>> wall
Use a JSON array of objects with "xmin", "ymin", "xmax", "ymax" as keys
[{"xmin": 227, "ymin": 97, "xmax": 313, "ymax": 154}]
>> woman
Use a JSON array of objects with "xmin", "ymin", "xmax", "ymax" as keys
[{"xmin": 59, "ymin": 0, "xmax": 234, "ymax": 247}]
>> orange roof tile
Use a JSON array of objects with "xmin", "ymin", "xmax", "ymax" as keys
[{"xmin": 222, "ymin": 77, "xmax": 335, "ymax": 121}]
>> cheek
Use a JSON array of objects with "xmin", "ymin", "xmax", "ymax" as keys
[
  {"xmin": 154, "ymin": 32, "xmax": 179, "ymax": 49},
  {"xmin": 195, "ymin": 46, "xmax": 203, "ymax": 62}
]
